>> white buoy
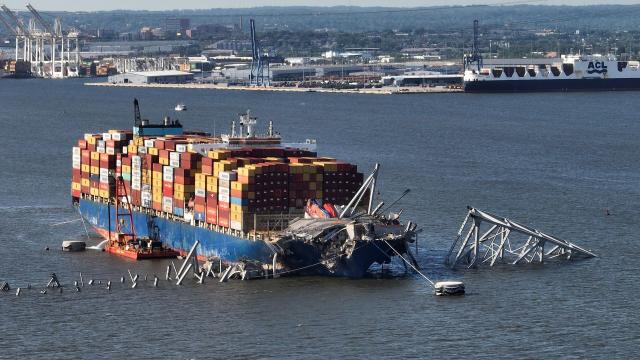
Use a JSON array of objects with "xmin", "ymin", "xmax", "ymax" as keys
[
  {"xmin": 131, "ymin": 282, "xmax": 137, "ymax": 289},
  {"xmin": 88, "ymin": 279, "xmax": 94, "ymax": 286},
  {"xmin": 62, "ymin": 240, "xmax": 86, "ymax": 252},
  {"xmin": 16, "ymin": 288, "xmax": 21, "ymax": 296},
  {"xmin": 434, "ymin": 281, "xmax": 465, "ymax": 296},
  {"xmin": 107, "ymin": 281, "xmax": 111, "ymax": 291},
  {"xmin": 154, "ymin": 277, "xmax": 158, "ymax": 287}
]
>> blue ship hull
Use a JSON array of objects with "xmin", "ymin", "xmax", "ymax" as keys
[
  {"xmin": 464, "ymin": 78, "xmax": 640, "ymax": 92},
  {"xmin": 78, "ymin": 198, "xmax": 273, "ymax": 263}
]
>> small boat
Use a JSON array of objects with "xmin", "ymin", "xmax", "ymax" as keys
[{"xmin": 175, "ymin": 103, "xmax": 187, "ymax": 111}]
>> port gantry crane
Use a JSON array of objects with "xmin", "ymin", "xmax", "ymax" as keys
[
  {"xmin": 464, "ymin": 19, "xmax": 483, "ymax": 72},
  {"xmin": 249, "ymin": 19, "xmax": 270, "ymax": 86},
  {"xmin": 0, "ymin": 3, "xmax": 79, "ymax": 78}
]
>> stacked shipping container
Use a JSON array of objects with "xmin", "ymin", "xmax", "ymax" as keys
[{"xmin": 72, "ymin": 131, "xmax": 364, "ymax": 233}]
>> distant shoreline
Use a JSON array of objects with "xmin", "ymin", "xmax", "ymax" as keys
[{"xmin": 84, "ymin": 82, "xmax": 462, "ymax": 95}]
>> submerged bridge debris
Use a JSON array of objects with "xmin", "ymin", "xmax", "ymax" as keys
[{"xmin": 445, "ymin": 207, "xmax": 596, "ymax": 269}]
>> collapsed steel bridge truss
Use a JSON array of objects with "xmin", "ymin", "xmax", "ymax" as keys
[{"xmin": 445, "ymin": 207, "xmax": 596, "ymax": 269}]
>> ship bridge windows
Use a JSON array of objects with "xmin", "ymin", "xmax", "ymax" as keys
[
  {"xmin": 527, "ymin": 68, "xmax": 536, "ymax": 77},
  {"xmin": 562, "ymin": 63, "xmax": 574, "ymax": 76},
  {"xmin": 550, "ymin": 66, "xmax": 561, "ymax": 76},
  {"xmin": 491, "ymin": 68, "xmax": 503, "ymax": 78},
  {"xmin": 516, "ymin": 67, "xmax": 526, "ymax": 77},
  {"xmin": 504, "ymin": 67, "xmax": 515, "ymax": 77}
]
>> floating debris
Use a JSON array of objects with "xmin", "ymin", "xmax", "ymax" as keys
[{"xmin": 1, "ymin": 282, "xmax": 10, "ymax": 292}]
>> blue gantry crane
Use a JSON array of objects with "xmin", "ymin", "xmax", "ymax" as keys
[{"xmin": 249, "ymin": 19, "xmax": 270, "ymax": 86}]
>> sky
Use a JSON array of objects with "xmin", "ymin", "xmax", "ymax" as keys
[{"xmin": 4, "ymin": 0, "xmax": 640, "ymax": 12}]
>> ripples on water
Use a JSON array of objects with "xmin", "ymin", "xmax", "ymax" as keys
[{"xmin": 0, "ymin": 79, "xmax": 638, "ymax": 358}]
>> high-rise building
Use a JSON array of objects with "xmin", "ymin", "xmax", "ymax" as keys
[{"xmin": 166, "ymin": 18, "xmax": 191, "ymax": 36}]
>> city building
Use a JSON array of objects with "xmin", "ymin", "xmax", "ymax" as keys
[{"xmin": 108, "ymin": 70, "xmax": 194, "ymax": 84}]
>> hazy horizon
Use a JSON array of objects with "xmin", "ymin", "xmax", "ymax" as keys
[{"xmin": 3, "ymin": 0, "xmax": 640, "ymax": 12}]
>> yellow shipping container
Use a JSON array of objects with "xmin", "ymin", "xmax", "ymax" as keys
[
  {"xmin": 195, "ymin": 173, "xmax": 206, "ymax": 184},
  {"xmin": 133, "ymin": 137, "xmax": 144, "ymax": 146},
  {"xmin": 153, "ymin": 178, "xmax": 162, "ymax": 188},
  {"xmin": 87, "ymin": 136, "xmax": 97, "ymax": 145},
  {"xmin": 159, "ymin": 157, "xmax": 169, "ymax": 166},
  {"xmin": 206, "ymin": 176, "xmax": 218, "ymax": 192},
  {"xmin": 90, "ymin": 151, "xmax": 99, "ymax": 160},
  {"xmin": 152, "ymin": 171, "xmax": 162, "ymax": 181},
  {"xmin": 208, "ymin": 149, "xmax": 230, "ymax": 160},
  {"xmin": 315, "ymin": 162, "xmax": 338, "ymax": 172},
  {"xmin": 71, "ymin": 182, "xmax": 81, "ymax": 191},
  {"xmin": 174, "ymin": 184, "xmax": 195, "ymax": 193},
  {"xmin": 231, "ymin": 204, "xmax": 249, "ymax": 213},
  {"xmin": 122, "ymin": 165, "xmax": 131, "ymax": 174},
  {"xmin": 127, "ymin": 144, "xmax": 137, "ymax": 154},
  {"xmin": 90, "ymin": 166, "xmax": 99, "ymax": 175},
  {"xmin": 148, "ymin": 147, "xmax": 159, "ymax": 156},
  {"xmin": 81, "ymin": 164, "xmax": 90, "ymax": 173},
  {"xmin": 289, "ymin": 163, "xmax": 304, "ymax": 174},
  {"xmin": 99, "ymin": 189, "xmax": 109, "ymax": 198},
  {"xmin": 81, "ymin": 178, "xmax": 90, "ymax": 187},
  {"xmin": 153, "ymin": 192, "xmax": 162, "ymax": 203},
  {"xmin": 90, "ymin": 188, "xmax": 99, "ymax": 196}
]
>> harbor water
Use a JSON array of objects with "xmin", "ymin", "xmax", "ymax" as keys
[{"xmin": 0, "ymin": 79, "xmax": 638, "ymax": 358}]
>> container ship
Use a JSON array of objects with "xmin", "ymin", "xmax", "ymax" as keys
[
  {"xmin": 71, "ymin": 100, "xmax": 419, "ymax": 277},
  {"xmin": 464, "ymin": 54, "xmax": 640, "ymax": 92}
]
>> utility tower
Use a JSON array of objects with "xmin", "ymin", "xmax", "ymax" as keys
[{"xmin": 249, "ymin": 19, "xmax": 270, "ymax": 86}]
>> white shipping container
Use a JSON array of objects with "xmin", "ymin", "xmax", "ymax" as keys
[
  {"xmin": 218, "ymin": 187, "xmax": 230, "ymax": 196},
  {"xmin": 218, "ymin": 179, "xmax": 230, "ymax": 189},
  {"xmin": 72, "ymin": 160, "xmax": 81, "ymax": 169},
  {"xmin": 142, "ymin": 184, "xmax": 151, "ymax": 193},
  {"xmin": 169, "ymin": 151, "xmax": 180, "ymax": 162},
  {"xmin": 84, "ymin": 133, "xmax": 93, "ymax": 141},
  {"xmin": 162, "ymin": 196, "xmax": 173, "ymax": 212},
  {"xmin": 163, "ymin": 166, "xmax": 173, "ymax": 182},
  {"xmin": 175, "ymin": 144, "xmax": 187, "ymax": 153},
  {"xmin": 218, "ymin": 193, "xmax": 230, "ymax": 203},
  {"xmin": 116, "ymin": 159, "xmax": 122, "ymax": 168},
  {"xmin": 111, "ymin": 132, "xmax": 124, "ymax": 141},
  {"xmin": 195, "ymin": 188, "xmax": 206, "ymax": 198},
  {"xmin": 72, "ymin": 147, "xmax": 81, "ymax": 156},
  {"xmin": 218, "ymin": 171, "xmax": 237, "ymax": 181},
  {"xmin": 131, "ymin": 181, "xmax": 141, "ymax": 191},
  {"xmin": 96, "ymin": 146, "xmax": 105, "ymax": 154},
  {"xmin": 230, "ymin": 220, "xmax": 242, "ymax": 231},
  {"xmin": 97, "ymin": 140, "xmax": 105, "ymax": 148},
  {"xmin": 123, "ymin": 146, "xmax": 128, "ymax": 154},
  {"xmin": 132, "ymin": 156, "xmax": 141, "ymax": 168},
  {"xmin": 138, "ymin": 146, "xmax": 147, "ymax": 154},
  {"xmin": 102, "ymin": 133, "xmax": 112, "ymax": 141},
  {"xmin": 106, "ymin": 147, "xmax": 115, "ymax": 155},
  {"xmin": 144, "ymin": 139, "xmax": 155, "ymax": 148},
  {"xmin": 169, "ymin": 158, "xmax": 180, "ymax": 168}
]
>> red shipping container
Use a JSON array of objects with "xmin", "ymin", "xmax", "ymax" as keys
[
  {"xmin": 152, "ymin": 201, "xmax": 162, "ymax": 211},
  {"xmin": 217, "ymin": 211, "xmax": 229, "ymax": 228},
  {"xmin": 218, "ymin": 201, "xmax": 229, "ymax": 211},
  {"xmin": 78, "ymin": 139, "xmax": 88, "ymax": 149},
  {"xmin": 195, "ymin": 195, "xmax": 206, "ymax": 207},
  {"xmin": 206, "ymin": 206, "xmax": 217, "ymax": 224}
]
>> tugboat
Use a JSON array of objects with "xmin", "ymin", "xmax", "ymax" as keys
[{"xmin": 103, "ymin": 176, "xmax": 179, "ymax": 260}]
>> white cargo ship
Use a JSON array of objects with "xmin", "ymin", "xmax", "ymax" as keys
[{"xmin": 464, "ymin": 54, "xmax": 640, "ymax": 92}]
